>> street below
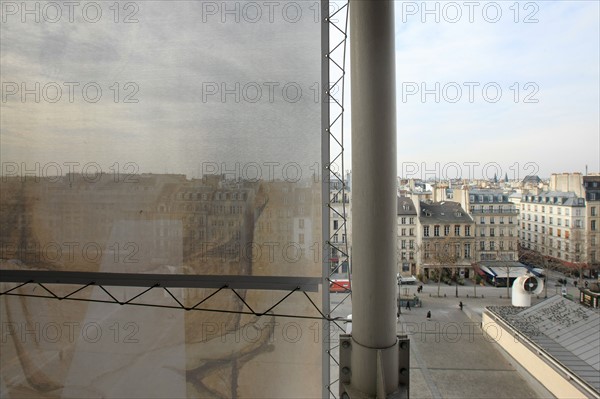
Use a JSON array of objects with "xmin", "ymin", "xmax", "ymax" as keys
[{"xmin": 326, "ymin": 278, "xmax": 575, "ymax": 398}]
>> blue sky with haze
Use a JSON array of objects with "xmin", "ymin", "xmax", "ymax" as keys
[
  {"xmin": 337, "ymin": 0, "xmax": 599, "ymax": 180},
  {"xmin": 390, "ymin": 0, "xmax": 599, "ymax": 179}
]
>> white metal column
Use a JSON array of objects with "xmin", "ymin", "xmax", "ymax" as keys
[{"xmin": 346, "ymin": 0, "xmax": 400, "ymax": 396}]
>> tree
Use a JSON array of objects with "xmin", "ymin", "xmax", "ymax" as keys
[
  {"xmin": 569, "ymin": 228, "xmax": 590, "ymax": 287},
  {"xmin": 429, "ymin": 236, "xmax": 461, "ymax": 297},
  {"xmin": 472, "ymin": 262, "xmax": 480, "ymax": 297},
  {"xmin": 470, "ymin": 249, "xmax": 482, "ymax": 298}
]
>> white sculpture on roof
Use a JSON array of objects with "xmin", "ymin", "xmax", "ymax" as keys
[{"xmin": 512, "ymin": 274, "xmax": 544, "ymax": 307}]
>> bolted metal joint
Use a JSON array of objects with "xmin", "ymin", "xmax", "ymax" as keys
[{"xmin": 339, "ymin": 334, "xmax": 410, "ymax": 399}]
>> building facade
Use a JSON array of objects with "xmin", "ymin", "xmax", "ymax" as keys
[
  {"xmin": 397, "ymin": 197, "xmax": 417, "ymax": 277},
  {"xmin": 0, "ymin": 173, "xmax": 321, "ymax": 276},
  {"xmin": 416, "ymin": 201, "xmax": 475, "ymax": 279},
  {"xmin": 516, "ymin": 173, "xmax": 599, "ymax": 277},
  {"xmin": 519, "ymin": 191, "xmax": 586, "ymax": 265},
  {"xmin": 467, "ymin": 189, "xmax": 519, "ymax": 262},
  {"xmin": 583, "ymin": 175, "xmax": 599, "ymax": 272}
]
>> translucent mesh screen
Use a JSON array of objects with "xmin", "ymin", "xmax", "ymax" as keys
[{"xmin": 1, "ymin": 1, "xmax": 324, "ymax": 397}]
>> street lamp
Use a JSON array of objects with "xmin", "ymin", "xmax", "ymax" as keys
[
  {"xmin": 455, "ymin": 270, "xmax": 459, "ymax": 297},
  {"xmin": 398, "ymin": 276, "xmax": 402, "ymax": 315}
]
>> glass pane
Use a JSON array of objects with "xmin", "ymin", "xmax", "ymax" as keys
[{"xmin": 1, "ymin": 1, "xmax": 324, "ymax": 396}]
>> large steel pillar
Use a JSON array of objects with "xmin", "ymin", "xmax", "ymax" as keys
[{"xmin": 343, "ymin": 0, "xmax": 403, "ymax": 397}]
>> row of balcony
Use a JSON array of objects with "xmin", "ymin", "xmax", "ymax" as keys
[{"xmin": 470, "ymin": 209, "xmax": 519, "ymax": 214}]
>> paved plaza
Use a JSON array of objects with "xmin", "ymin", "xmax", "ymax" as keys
[
  {"xmin": 331, "ymin": 281, "xmax": 566, "ymax": 398},
  {"xmin": 399, "ymin": 286, "xmax": 552, "ymax": 399}
]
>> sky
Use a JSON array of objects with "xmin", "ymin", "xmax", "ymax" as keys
[
  {"xmin": 344, "ymin": 0, "xmax": 600, "ymax": 180},
  {"xmin": 1, "ymin": 1, "xmax": 322, "ymax": 181},
  {"xmin": 1, "ymin": 0, "xmax": 599, "ymax": 181}
]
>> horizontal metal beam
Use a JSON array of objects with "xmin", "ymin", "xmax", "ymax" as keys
[{"xmin": 0, "ymin": 270, "xmax": 321, "ymax": 292}]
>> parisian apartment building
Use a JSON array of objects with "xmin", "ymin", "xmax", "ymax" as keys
[
  {"xmin": 583, "ymin": 175, "xmax": 599, "ymax": 270},
  {"xmin": 397, "ymin": 193, "xmax": 475, "ymax": 279},
  {"xmin": 417, "ymin": 200, "xmax": 475, "ymax": 279},
  {"xmin": 397, "ymin": 197, "xmax": 417, "ymax": 276},
  {"xmin": 518, "ymin": 191, "xmax": 586, "ymax": 263},
  {"xmin": 517, "ymin": 173, "xmax": 599, "ymax": 274},
  {"xmin": 397, "ymin": 174, "xmax": 599, "ymax": 279},
  {"xmin": 456, "ymin": 188, "xmax": 520, "ymax": 262},
  {"xmin": 0, "ymin": 173, "xmax": 321, "ymax": 278}
]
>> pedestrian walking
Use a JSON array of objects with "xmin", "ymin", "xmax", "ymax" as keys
[
  {"xmin": 426, "ymin": 310, "xmax": 431, "ymax": 319},
  {"xmin": 459, "ymin": 301, "xmax": 463, "ymax": 310},
  {"xmin": 406, "ymin": 301, "xmax": 411, "ymax": 311}
]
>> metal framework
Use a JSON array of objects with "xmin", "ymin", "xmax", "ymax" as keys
[
  {"xmin": 0, "ymin": 270, "xmax": 320, "ymax": 292},
  {"xmin": 323, "ymin": 1, "xmax": 351, "ymax": 397},
  {"xmin": 0, "ymin": 271, "xmax": 332, "ymax": 321}
]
